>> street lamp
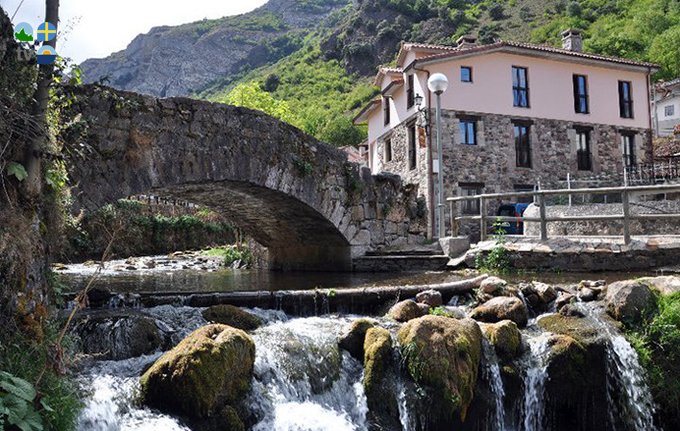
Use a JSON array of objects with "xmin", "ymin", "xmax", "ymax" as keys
[
  {"xmin": 414, "ymin": 94, "xmax": 428, "ymax": 132},
  {"xmin": 428, "ymin": 73, "xmax": 449, "ymax": 239}
]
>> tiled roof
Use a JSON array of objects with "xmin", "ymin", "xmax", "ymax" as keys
[
  {"xmin": 353, "ymin": 98, "xmax": 381, "ymax": 124},
  {"xmin": 382, "ymin": 78, "xmax": 404, "ymax": 96},
  {"xmin": 396, "ymin": 42, "xmax": 458, "ymax": 66},
  {"xmin": 655, "ymin": 137, "xmax": 680, "ymax": 158},
  {"xmin": 413, "ymin": 40, "xmax": 659, "ymax": 70},
  {"xmin": 373, "ymin": 67, "xmax": 404, "ymax": 86}
]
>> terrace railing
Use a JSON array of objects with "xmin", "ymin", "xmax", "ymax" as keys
[{"xmin": 447, "ymin": 183, "xmax": 680, "ymax": 245}]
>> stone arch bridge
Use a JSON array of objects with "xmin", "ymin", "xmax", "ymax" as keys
[{"xmin": 65, "ymin": 85, "xmax": 427, "ymax": 270}]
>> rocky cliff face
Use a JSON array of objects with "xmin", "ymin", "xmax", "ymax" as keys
[{"xmin": 80, "ymin": 0, "xmax": 349, "ymax": 97}]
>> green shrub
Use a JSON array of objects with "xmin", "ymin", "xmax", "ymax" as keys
[{"xmin": 626, "ymin": 292, "xmax": 680, "ymax": 429}]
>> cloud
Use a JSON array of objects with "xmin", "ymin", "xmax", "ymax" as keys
[{"xmin": 4, "ymin": 0, "xmax": 268, "ymax": 63}]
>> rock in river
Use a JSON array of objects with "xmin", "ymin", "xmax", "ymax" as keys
[
  {"xmin": 470, "ymin": 296, "xmax": 529, "ymax": 328},
  {"xmin": 202, "ymin": 304, "xmax": 262, "ymax": 331},
  {"xmin": 397, "ymin": 316, "xmax": 482, "ymax": 426},
  {"xmin": 606, "ymin": 280, "xmax": 656, "ymax": 323},
  {"xmin": 140, "ymin": 324, "xmax": 255, "ymax": 419}
]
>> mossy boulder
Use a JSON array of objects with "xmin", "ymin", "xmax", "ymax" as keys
[
  {"xmin": 397, "ymin": 316, "xmax": 482, "ymax": 426},
  {"xmin": 482, "ymin": 320, "xmax": 522, "ymax": 360},
  {"xmin": 363, "ymin": 327, "xmax": 400, "ymax": 427},
  {"xmin": 386, "ymin": 299, "xmax": 426, "ymax": 322},
  {"xmin": 202, "ymin": 304, "xmax": 262, "ymax": 331},
  {"xmin": 606, "ymin": 280, "xmax": 656, "ymax": 323},
  {"xmin": 140, "ymin": 324, "xmax": 255, "ymax": 418},
  {"xmin": 470, "ymin": 296, "xmax": 528, "ymax": 328},
  {"xmin": 538, "ymin": 314, "xmax": 609, "ymax": 430},
  {"xmin": 338, "ymin": 318, "xmax": 376, "ymax": 361}
]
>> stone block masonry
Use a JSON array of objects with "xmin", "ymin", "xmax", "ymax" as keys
[
  {"xmin": 64, "ymin": 85, "xmax": 428, "ymax": 271},
  {"xmin": 375, "ymin": 109, "xmax": 652, "ymax": 242}
]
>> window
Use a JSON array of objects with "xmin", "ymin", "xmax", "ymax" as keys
[
  {"xmin": 459, "ymin": 119, "xmax": 476, "ymax": 145},
  {"xmin": 383, "ymin": 98, "xmax": 390, "ymax": 126},
  {"xmin": 619, "ymin": 81, "xmax": 634, "ymax": 118},
  {"xmin": 408, "ymin": 125, "xmax": 417, "ymax": 170},
  {"xmin": 407, "ymin": 74, "xmax": 415, "ymax": 109},
  {"xmin": 622, "ymin": 133, "xmax": 636, "ymax": 167},
  {"xmin": 460, "ymin": 183, "xmax": 484, "ymax": 215},
  {"xmin": 573, "ymin": 75, "xmax": 589, "ymax": 114},
  {"xmin": 461, "ymin": 66, "xmax": 472, "ymax": 83},
  {"xmin": 512, "ymin": 66, "xmax": 529, "ymax": 108},
  {"xmin": 576, "ymin": 129, "xmax": 592, "ymax": 171},
  {"xmin": 665, "ymin": 105, "xmax": 675, "ymax": 117},
  {"xmin": 384, "ymin": 139, "xmax": 392, "ymax": 162},
  {"xmin": 514, "ymin": 123, "xmax": 532, "ymax": 168}
]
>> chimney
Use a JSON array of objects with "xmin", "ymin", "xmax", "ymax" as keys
[
  {"xmin": 456, "ymin": 35, "xmax": 478, "ymax": 49},
  {"xmin": 561, "ymin": 28, "xmax": 583, "ymax": 52}
]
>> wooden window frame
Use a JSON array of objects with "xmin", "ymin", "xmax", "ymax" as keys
[
  {"xmin": 514, "ymin": 123, "xmax": 532, "ymax": 168},
  {"xmin": 460, "ymin": 66, "xmax": 473, "ymax": 83},
  {"xmin": 618, "ymin": 81, "xmax": 634, "ymax": 119},
  {"xmin": 576, "ymin": 129, "xmax": 592, "ymax": 171},
  {"xmin": 573, "ymin": 74, "xmax": 589, "ymax": 114},
  {"xmin": 512, "ymin": 66, "xmax": 530, "ymax": 108},
  {"xmin": 408, "ymin": 125, "xmax": 417, "ymax": 170},
  {"xmin": 407, "ymin": 74, "xmax": 415, "ymax": 109},
  {"xmin": 459, "ymin": 119, "xmax": 477, "ymax": 145}
]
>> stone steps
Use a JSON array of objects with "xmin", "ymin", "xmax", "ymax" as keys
[{"xmin": 352, "ymin": 254, "xmax": 450, "ymax": 272}]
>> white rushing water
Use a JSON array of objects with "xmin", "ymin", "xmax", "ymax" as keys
[
  {"xmin": 481, "ymin": 338, "xmax": 506, "ymax": 431},
  {"xmin": 521, "ymin": 333, "xmax": 552, "ymax": 431},
  {"xmin": 248, "ymin": 317, "xmax": 368, "ymax": 431}
]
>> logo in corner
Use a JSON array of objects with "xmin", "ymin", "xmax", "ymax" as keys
[
  {"xmin": 14, "ymin": 22, "xmax": 34, "ymax": 42},
  {"xmin": 37, "ymin": 45, "xmax": 57, "ymax": 65}
]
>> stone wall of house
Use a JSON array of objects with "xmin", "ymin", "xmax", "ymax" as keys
[
  {"xmin": 374, "ymin": 108, "xmax": 653, "ymax": 242},
  {"xmin": 524, "ymin": 200, "xmax": 680, "ymax": 237}
]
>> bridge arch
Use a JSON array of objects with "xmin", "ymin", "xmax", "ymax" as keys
[{"xmin": 66, "ymin": 85, "xmax": 427, "ymax": 270}]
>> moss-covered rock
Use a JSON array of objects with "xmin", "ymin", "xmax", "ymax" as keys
[
  {"xmin": 397, "ymin": 316, "xmax": 482, "ymax": 426},
  {"xmin": 470, "ymin": 296, "xmax": 528, "ymax": 328},
  {"xmin": 386, "ymin": 299, "xmax": 426, "ymax": 322},
  {"xmin": 363, "ymin": 326, "xmax": 392, "ymax": 398},
  {"xmin": 140, "ymin": 324, "xmax": 255, "ymax": 419},
  {"xmin": 538, "ymin": 314, "xmax": 609, "ymax": 430},
  {"xmin": 338, "ymin": 318, "xmax": 376, "ymax": 361},
  {"xmin": 482, "ymin": 320, "xmax": 522, "ymax": 360},
  {"xmin": 202, "ymin": 304, "xmax": 262, "ymax": 331}
]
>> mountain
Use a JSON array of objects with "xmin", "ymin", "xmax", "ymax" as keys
[
  {"xmin": 81, "ymin": 0, "xmax": 680, "ymax": 146},
  {"xmin": 80, "ymin": 0, "xmax": 350, "ymax": 97}
]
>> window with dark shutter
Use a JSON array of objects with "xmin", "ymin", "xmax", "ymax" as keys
[
  {"xmin": 407, "ymin": 75, "xmax": 415, "ymax": 109},
  {"xmin": 573, "ymin": 75, "xmax": 589, "ymax": 114},
  {"xmin": 576, "ymin": 129, "xmax": 592, "ymax": 171},
  {"xmin": 383, "ymin": 98, "xmax": 390, "ymax": 126},
  {"xmin": 408, "ymin": 126, "xmax": 416, "ymax": 170},
  {"xmin": 385, "ymin": 139, "xmax": 392, "ymax": 162},
  {"xmin": 460, "ymin": 183, "xmax": 484, "ymax": 214},
  {"xmin": 512, "ymin": 66, "xmax": 529, "ymax": 108},
  {"xmin": 622, "ymin": 133, "xmax": 636, "ymax": 167},
  {"xmin": 514, "ymin": 123, "xmax": 531, "ymax": 168},
  {"xmin": 619, "ymin": 81, "xmax": 634, "ymax": 118}
]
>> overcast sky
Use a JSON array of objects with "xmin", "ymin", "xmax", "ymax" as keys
[{"xmin": 2, "ymin": 0, "xmax": 268, "ymax": 63}]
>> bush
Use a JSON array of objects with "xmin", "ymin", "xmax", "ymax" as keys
[{"xmin": 627, "ymin": 292, "xmax": 680, "ymax": 429}]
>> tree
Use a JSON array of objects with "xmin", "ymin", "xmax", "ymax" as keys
[
  {"xmin": 222, "ymin": 82, "xmax": 301, "ymax": 128},
  {"xmin": 318, "ymin": 116, "xmax": 366, "ymax": 147},
  {"xmin": 24, "ymin": 0, "xmax": 59, "ymax": 198},
  {"xmin": 650, "ymin": 27, "xmax": 680, "ymax": 80}
]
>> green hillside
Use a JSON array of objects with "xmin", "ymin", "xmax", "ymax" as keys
[{"xmin": 197, "ymin": 0, "xmax": 680, "ymax": 148}]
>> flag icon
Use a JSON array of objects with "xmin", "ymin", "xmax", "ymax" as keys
[{"xmin": 36, "ymin": 22, "xmax": 57, "ymax": 42}]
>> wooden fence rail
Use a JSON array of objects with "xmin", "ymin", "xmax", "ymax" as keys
[{"xmin": 447, "ymin": 183, "xmax": 680, "ymax": 245}]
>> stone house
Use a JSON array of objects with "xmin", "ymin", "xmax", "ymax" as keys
[
  {"xmin": 653, "ymin": 78, "xmax": 680, "ymax": 137},
  {"xmin": 354, "ymin": 30, "xmax": 659, "ymax": 239}
]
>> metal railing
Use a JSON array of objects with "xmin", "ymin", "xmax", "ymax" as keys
[{"xmin": 447, "ymin": 183, "xmax": 680, "ymax": 245}]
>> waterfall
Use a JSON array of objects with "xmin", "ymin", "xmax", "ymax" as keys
[
  {"xmin": 521, "ymin": 333, "xmax": 552, "ymax": 431},
  {"xmin": 481, "ymin": 338, "xmax": 506, "ymax": 431},
  {"xmin": 76, "ymin": 354, "xmax": 189, "ymax": 431},
  {"xmin": 247, "ymin": 317, "xmax": 368, "ymax": 431}
]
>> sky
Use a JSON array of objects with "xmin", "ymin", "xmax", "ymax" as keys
[{"xmin": 2, "ymin": 0, "xmax": 268, "ymax": 63}]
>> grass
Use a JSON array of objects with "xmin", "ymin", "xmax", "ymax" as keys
[
  {"xmin": 0, "ymin": 322, "xmax": 82, "ymax": 431},
  {"xmin": 201, "ymin": 244, "xmax": 254, "ymax": 268},
  {"xmin": 625, "ymin": 292, "xmax": 680, "ymax": 429}
]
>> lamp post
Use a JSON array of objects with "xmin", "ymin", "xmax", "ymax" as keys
[{"xmin": 428, "ymin": 73, "xmax": 449, "ymax": 239}]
